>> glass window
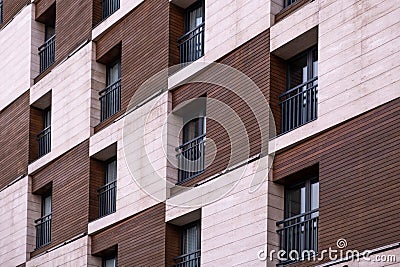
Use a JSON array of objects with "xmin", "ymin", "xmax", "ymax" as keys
[
  {"xmin": 107, "ymin": 60, "xmax": 121, "ymax": 86},
  {"xmin": 182, "ymin": 222, "xmax": 201, "ymax": 255},
  {"xmin": 42, "ymin": 195, "xmax": 52, "ymax": 216},
  {"xmin": 285, "ymin": 179, "xmax": 319, "ymax": 218},
  {"xmin": 105, "ymin": 159, "xmax": 117, "ymax": 184},
  {"xmin": 103, "ymin": 257, "xmax": 117, "ymax": 267},
  {"xmin": 186, "ymin": 1, "xmax": 204, "ymax": 32}
]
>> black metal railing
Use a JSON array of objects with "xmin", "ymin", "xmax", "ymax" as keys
[
  {"xmin": 279, "ymin": 77, "xmax": 318, "ymax": 134},
  {"xmin": 39, "ymin": 35, "xmax": 56, "ymax": 73},
  {"xmin": 276, "ymin": 209, "xmax": 319, "ymax": 264},
  {"xmin": 35, "ymin": 214, "xmax": 52, "ymax": 248},
  {"xmin": 98, "ymin": 180, "xmax": 116, "ymax": 217},
  {"xmin": 178, "ymin": 23, "xmax": 205, "ymax": 64},
  {"xmin": 176, "ymin": 134, "xmax": 206, "ymax": 183},
  {"xmin": 0, "ymin": 0, "xmax": 3, "ymax": 24},
  {"xmin": 99, "ymin": 79, "xmax": 121, "ymax": 122},
  {"xmin": 174, "ymin": 250, "xmax": 201, "ymax": 267},
  {"xmin": 102, "ymin": 0, "xmax": 120, "ymax": 20},
  {"xmin": 37, "ymin": 126, "xmax": 51, "ymax": 158},
  {"xmin": 284, "ymin": 0, "xmax": 298, "ymax": 7}
]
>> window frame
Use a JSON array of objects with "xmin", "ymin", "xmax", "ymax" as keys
[
  {"xmin": 106, "ymin": 58, "xmax": 121, "ymax": 86},
  {"xmin": 286, "ymin": 46, "xmax": 318, "ymax": 91},
  {"xmin": 181, "ymin": 221, "xmax": 201, "ymax": 255},
  {"xmin": 184, "ymin": 0, "xmax": 205, "ymax": 32}
]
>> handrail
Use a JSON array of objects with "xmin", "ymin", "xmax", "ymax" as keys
[
  {"xmin": 279, "ymin": 76, "xmax": 318, "ymax": 98},
  {"xmin": 37, "ymin": 126, "xmax": 51, "ymax": 139},
  {"xmin": 176, "ymin": 133, "xmax": 206, "ymax": 151},
  {"xmin": 99, "ymin": 78, "xmax": 121, "ymax": 95},
  {"xmin": 276, "ymin": 208, "xmax": 319, "ymax": 226},
  {"xmin": 173, "ymin": 249, "xmax": 201, "ymax": 261},
  {"xmin": 38, "ymin": 35, "xmax": 56, "ymax": 51},
  {"xmin": 178, "ymin": 23, "xmax": 205, "ymax": 42},
  {"xmin": 35, "ymin": 213, "xmax": 52, "ymax": 224},
  {"xmin": 97, "ymin": 180, "xmax": 116, "ymax": 192}
]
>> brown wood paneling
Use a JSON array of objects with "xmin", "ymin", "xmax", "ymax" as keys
[
  {"xmin": 35, "ymin": 0, "xmax": 56, "ymax": 22},
  {"xmin": 171, "ymin": 30, "xmax": 271, "ymax": 186},
  {"xmin": 89, "ymin": 158, "xmax": 105, "ymax": 221},
  {"xmin": 0, "ymin": 91, "xmax": 30, "ymax": 189},
  {"xmin": 91, "ymin": 203, "xmax": 166, "ymax": 266},
  {"xmin": 0, "ymin": 0, "xmax": 30, "ymax": 27},
  {"xmin": 94, "ymin": 0, "xmax": 170, "ymax": 132},
  {"xmin": 92, "ymin": 0, "xmax": 102, "ymax": 27},
  {"xmin": 55, "ymin": 0, "xmax": 92, "ymax": 63},
  {"xmin": 165, "ymin": 223, "xmax": 182, "ymax": 267},
  {"xmin": 270, "ymin": 54, "xmax": 286, "ymax": 135},
  {"xmin": 275, "ymin": 0, "xmax": 313, "ymax": 23},
  {"xmin": 29, "ymin": 107, "xmax": 44, "ymax": 163},
  {"xmin": 169, "ymin": 3, "xmax": 184, "ymax": 67},
  {"xmin": 273, "ymin": 98, "xmax": 400, "ymax": 264},
  {"xmin": 31, "ymin": 140, "xmax": 90, "ymax": 256}
]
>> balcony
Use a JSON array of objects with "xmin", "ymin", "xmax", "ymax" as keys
[
  {"xmin": 99, "ymin": 78, "xmax": 121, "ymax": 122},
  {"xmin": 37, "ymin": 126, "xmax": 51, "ymax": 158},
  {"xmin": 279, "ymin": 77, "xmax": 318, "ymax": 134},
  {"xmin": 102, "ymin": 0, "xmax": 120, "ymax": 20},
  {"xmin": 173, "ymin": 250, "xmax": 201, "ymax": 267},
  {"xmin": 178, "ymin": 23, "xmax": 205, "ymax": 64},
  {"xmin": 276, "ymin": 209, "xmax": 319, "ymax": 264},
  {"xmin": 39, "ymin": 35, "xmax": 56, "ymax": 73},
  {"xmin": 98, "ymin": 180, "xmax": 116, "ymax": 217},
  {"xmin": 176, "ymin": 134, "xmax": 206, "ymax": 183},
  {"xmin": 35, "ymin": 214, "xmax": 52, "ymax": 248}
]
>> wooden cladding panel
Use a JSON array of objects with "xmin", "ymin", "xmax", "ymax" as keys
[
  {"xmin": 165, "ymin": 223, "xmax": 181, "ymax": 267},
  {"xmin": 0, "ymin": 91, "xmax": 30, "ymax": 189},
  {"xmin": 55, "ymin": 0, "xmax": 92, "ymax": 63},
  {"xmin": 94, "ymin": 0, "xmax": 170, "ymax": 132},
  {"xmin": 89, "ymin": 158, "xmax": 105, "ymax": 221},
  {"xmin": 270, "ymin": 54, "xmax": 286, "ymax": 135},
  {"xmin": 171, "ymin": 30, "xmax": 270, "ymax": 185},
  {"xmin": 275, "ymin": 0, "xmax": 313, "ymax": 23},
  {"xmin": 273, "ymin": 98, "xmax": 400, "ymax": 261},
  {"xmin": 169, "ymin": 3, "xmax": 184, "ymax": 67},
  {"xmin": 91, "ymin": 203, "xmax": 166, "ymax": 266},
  {"xmin": 92, "ymin": 0, "xmax": 102, "ymax": 27},
  {"xmin": 29, "ymin": 107, "xmax": 44, "ymax": 163},
  {"xmin": 0, "ymin": 0, "xmax": 30, "ymax": 27},
  {"xmin": 35, "ymin": 0, "xmax": 56, "ymax": 22},
  {"xmin": 31, "ymin": 141, "xmax": 90, "ymax": 256}
]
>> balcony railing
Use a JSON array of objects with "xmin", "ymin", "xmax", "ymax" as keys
[
  {"xmin": 39, "ymin": 35, "xmax": 56, "ymax": 73},
  {"xmin": 276, "ymin": 209, "xmax": 319, "ymax": 264},
  {"xmin": 99, "ymin": 79, "xmax": 121, "ymax": 122},
  {"xmin": 98, "ymin": 180, "xmax": 116, "ymax": 217},
  {"xmin": 35, "ymin": 214, "xmax": 52, "ymax": 248},
  {"xmin": 37, "ymin": 126, "xmax": 51, "ymax": 158},
  {"xmin": 102, "ymin": 0, "xmax": 120, "ymax": 20},
  {"xmin": 279, "ymin": 77, "xmax": 318, "ymax": 134},
  {"xmin": 174, "ymin": 250, "xmax": 201, "ymax": 267},
  {"xmin": 176, "ymin": 134, "xmax": 206, "ymax": 183},
  {"xmin": 178, "ymin": 23, "xmax": 205, "ymax": 64},
  {"xmin": 0, "ymin": 0, "xmax": 3, "ymax": 24}
]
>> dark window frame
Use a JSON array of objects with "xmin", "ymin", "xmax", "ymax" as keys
[
  {"xmin": 184, "ymin": 0, "xmax": 205, "ymax": 32},
  {"xmin": 102, "ymin": 254, "xmax": 117, "ymax": 267},
  {"xmin": 286, "ymin": 46, "xmax": 318, "ymax": 91},
  {"xmin": 284, "ymin": 177, "xmax": 319, "ymax": 219},
  {"xmin": 0, "ymin": 0, "xmax": 3, "ymax": 24},
  {"xmin": 106, "ymin": 58, "xmax": 121, "ymax": 86},
  {"xmin": 181, "ymin": 221, "xmax": 201, "ymax": 255}
]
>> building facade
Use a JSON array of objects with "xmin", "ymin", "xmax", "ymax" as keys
[{"xmin": 0, "ymin": 0, "xmax": 399, "ymax": 266}]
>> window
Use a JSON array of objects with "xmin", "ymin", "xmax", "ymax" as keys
[
  {"xmin": 277, "ymin": 176, "xmax": 319, "ymax": 264},
  {"xmin": 0, "ymin": 0, "xmax": 3, "ymax": 24},
  {"xmin": 177, "ymin": 114, "xmax": 206, "ymax": 183},
  {"xmin": 102, "ymin": 256, "xmax": 117, "ymax": 267},
  {"xmin": 178, "ymin": 0, "xmax": 205, "ymax": 63},
  {"xmin": 35, "ymin": 193, "xmax": 52, "ymax": 248},
  {"xmin": 38, "ymin": 108, "xmax": 51, "ymax": 157},
  {"xmin": 284, "ymin": 0, "xmax": 297, "ymax": 8},
  {"xmin": 280, "ymin": 47, "xmax": 318, "ymax": 133},
  {"xmin": 174, "ymin": 222, "xmax": 201, "ymax": 267},
  {"xmin": 102, "ymin": 0, "xmax": 120, "ymax": 20},
  {"xmin": 100, "ymin": 59, "xmax": 121, "ymax": 121},
  {"xmin": 98, "ymin": 158, "xmax": 117, "ymax": 217},
  {"xmin": 38, "ymin": 6, "xmax": 56, "ymax": 73}
]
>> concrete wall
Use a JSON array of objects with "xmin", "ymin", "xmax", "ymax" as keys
[
  {"xmin": 28, "ymin": 42, "xmax": 94, "ymax": 174},
  {"xmin": 26, "ymin": 236, "xmax": 101, "ymax": 267},
  {"xmin": 269, "ymin": 0, "xmax": 400, "ymax": 153},
  {"xmin": 0, "ymin": 4, "xmax": 35, "ymax": 111},
  {"xmin": 0, "ymin": 176, "xmax": 40, "ymax": 266},
  {"xmin": 88, "ymin": 92, "xmax": 169, "ymax": 234}
]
